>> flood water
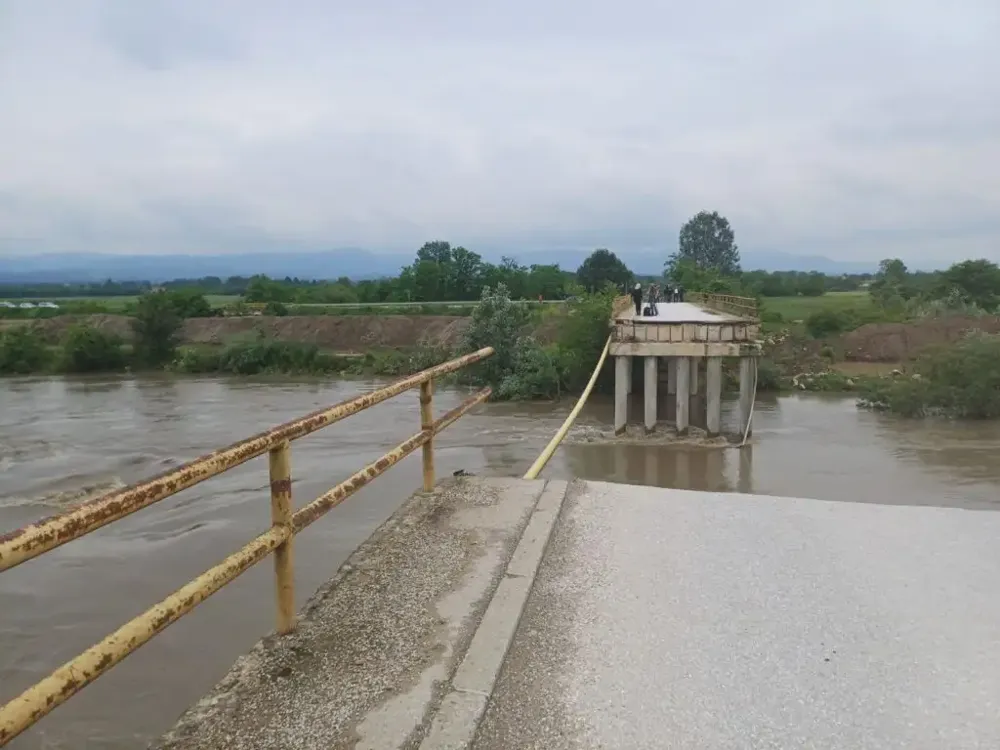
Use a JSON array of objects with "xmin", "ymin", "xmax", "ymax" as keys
[{"xmin": 2, "ymin": 376, "xmax": 1000, "ymax": 749}]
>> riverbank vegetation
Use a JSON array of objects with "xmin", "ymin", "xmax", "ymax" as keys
[
  {"xmin": 857, "ymin": 333, "xmax": 1000, "ymax": 418},
  {"xmin": 0, "ymin": 283, "xmax": 614, "ymax": 397},
  {"xmin": 5, "ymin": 212, "xmax": 1000, "ymax": 417}
]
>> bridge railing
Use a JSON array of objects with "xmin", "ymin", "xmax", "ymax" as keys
[
  {"xmin": 0, "ymin": 347, "xmax": 494, "ymax": 747},
  {"xmin": 687, "ymin": 292, "xmax": 759, "ymax": 319}
]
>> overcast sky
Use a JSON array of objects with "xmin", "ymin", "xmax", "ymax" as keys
[{"xmin": 0, "ymin": 0, "xmax": 997, "ymax": 264}]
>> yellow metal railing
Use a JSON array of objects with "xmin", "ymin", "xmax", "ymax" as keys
[
  {"xmin": 0, "ymin": 347, "xmax": 494, "ymax": 746},
  {"xmin": 687, "ymin": 292, "xmax": 759, "ymax": 319}
]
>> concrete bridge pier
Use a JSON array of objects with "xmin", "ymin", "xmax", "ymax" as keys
[
  {"xmin": 614, "ymin": 355, "xmax": 630, "ymax": 435},
  {"xmin": 643, "ymin": 355, "xmax": 657, "ymax": 433},
  {"xmin": 675, "ymin": 356, "xmax": 690, "ymax": 434},
  {"xmin": 738, "ymin": 356, "xmax": 754, "ymax": 438},
  {"xmin": 706, "ymin": 356, "xmax": 723, "ymax": 436}
]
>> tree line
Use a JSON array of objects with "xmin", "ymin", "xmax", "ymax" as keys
[{"xmin": 4, "ymin": 211, "xmax": 999, "ymax": 309}]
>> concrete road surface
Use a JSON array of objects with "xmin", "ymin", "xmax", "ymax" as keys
[
  {"xmin": 474, "ymin": 481, "xmax": 1000, "ymax": 749},
  {"xmin": 624, "ymin": 301, "xmax": 737, "ymax": 323}
]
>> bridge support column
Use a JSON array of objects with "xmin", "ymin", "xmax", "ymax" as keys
[
  {"xmin": 690, "ymin": 358, "xmax": 700, "ymax": 395},
  {"xmin": 675, "ymin": 356, "xmax": 690, "ymax": 435},
  {"xmin": 706, "ymin": 356, "xmax": 722, "ymax": 436},
  {"xmin": 667, "ymin": 358, "xmax": 677, "ymax": 394},
  {"xmin": 644, "ymin": 356, "xmax": 658, "ymax": 432},
  {"xmin": 625, "ymin": 355, "xmax": 633, "ymax": 394},
  {"xmin": 614, "ymin": 355, "xmax": 629, "ymax": 435},
  {"xmin": 738, "ymin": 357, "xmax": 754, "ymax": 440}
]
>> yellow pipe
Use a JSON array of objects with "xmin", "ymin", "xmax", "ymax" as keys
[{"xmin": 523, "ymin": 336, "xmax": 612, "ymax": 480}]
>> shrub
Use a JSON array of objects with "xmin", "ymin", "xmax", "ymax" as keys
[
  {"xmin": 804, "ymin": 309, "xmax": 853, "ymax": 338},
  {"xmin": 554, "ymin": 291, "xmax": 613, "ymax": 393},
  {"xmin": 166, "ymin": 290, "xmax": 214, "ymax": 318},
  {"xmin": 457, "ymin": 283, "xmax": 531, "ymax": 388},
  {"xmin": 0, "ymin": 328, "xmax": 52, "ymax": 374},
  {"xmin": 60, "ymin": 325, "xmax": 126, "ymax": 373},
  {"xmin": 132, "ymin": 292, "xmax": 184, "ymax": 366},
  {"xmin": 177, "ymin": 341, "xmax": 344, "ymax": 375},
  {"xmin": 754, "ymin": 359, "xmax": 784, "ymax": 391},
  {"xmin": 264, "ymin": 301, "xmax": 289, "ymax": 316},
  {"xmin": 497, "ymin": 341, "xmax": 562, "ymax": 400},
  {"xmin": 857, "ymin": 331, "xmax": 1000, "ymax": 418}
]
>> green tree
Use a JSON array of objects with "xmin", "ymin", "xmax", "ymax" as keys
[
  {"xmin": 165, "ymin": 289, "xmax": 213, "ymax": 318},
  {"xmin": 576, "ymin": 249, "xmax": 633, "ymax": 293},
  {"xmin": 668, "ymin": 211, "xmax": 741, "ymax": 277},
  {"xmin": 667, "ymin": 259, "xmax": 743, "ymax": 294},
  {"xmin": 244, "ymin": 276, "xmax": 293, "ymax": 303},
  {"xmin": 869, "ymin": 258, "xmax": 912, "ymax": 309},
  {"xmin": 458, "ymin": 283, "xmax": 530, "ymax": 387},
  {"xmin": 449, "ymin": 246, "xmax": 485, "ymax": 300},
  {"xmin": 132, "ymin": 292, "xmax": 183, "ymax": 366},
  {"xmin": 0, "ymin": 328, "xmax": 52, "ymax": 374},
  {"xmin": 524, "ymin": 264, "xmax": 569, "ymax": 299},
  {"xmin": 940, "ymin": 259, "xmax": 1000, "ymax": 311},
  {"xmin": 60, "ymin": 325, "xmax": 126, "ymax": 373}
]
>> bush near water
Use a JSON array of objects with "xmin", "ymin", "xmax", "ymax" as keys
[
  {"xmin": 0, "ymin": 283, "xmax": 616, "ymax": 400},
  {"xmin": 7, "ymin": 222, "xmax": 1000, "ymax": 418}
]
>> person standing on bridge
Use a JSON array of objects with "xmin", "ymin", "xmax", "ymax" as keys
[
  {"xmin": 647, "ymin": 283, "xmax": 660, "ymax": 316},
  {"xmin": 630, "ymin": 283, "xmax": 643, "ymax": 315}
]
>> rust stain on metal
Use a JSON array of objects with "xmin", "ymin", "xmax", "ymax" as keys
[
  {"xmin": 0, "ymin": 355, "xmax": 492, "ymax": 744},
  {"xmin": 0, "ymin": 527, "xmax": 287, "ymax": 745},
  {"xmin": 290, "ymin": 386, "xmax": 491, "ymax": 534},
  {"xmin": 0, "ymin": 347, "xmax": 494, "ymax": 574},
  {"xmin": 269, "ymin": 478, "xmax": 292, "ymax": 495}
]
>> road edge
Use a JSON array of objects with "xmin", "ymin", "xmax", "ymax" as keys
[{"xmin": 418, "ymin": 478, "xmax": 575, "ymax": 749}]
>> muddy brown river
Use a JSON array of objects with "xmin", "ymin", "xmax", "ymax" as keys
[{"xmin": 2, "ymin": 376, "xmax": 1000, "ymax": 749}]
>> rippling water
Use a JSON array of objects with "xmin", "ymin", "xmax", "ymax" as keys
[{"xmin": 2, "ymin": 375, "xmax": 1000, "ymax": 749}]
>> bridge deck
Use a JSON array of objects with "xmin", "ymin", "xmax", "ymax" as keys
[
  {"xmin": 618, "ymin": 301, "xmax": 744, "ymax": 323},
  {"xmin": 155, "ymin": 478, "xmax": 1000, "ymax": 749}
]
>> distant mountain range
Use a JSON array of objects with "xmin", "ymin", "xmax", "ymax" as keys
[{"xmin": 0, "ymin": 249, "xmax": 877, "ymax": 284}]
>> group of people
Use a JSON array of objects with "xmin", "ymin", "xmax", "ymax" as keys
[{"xmin": 629, "ymin": 281, "xmax": 684, "ymax": 316}]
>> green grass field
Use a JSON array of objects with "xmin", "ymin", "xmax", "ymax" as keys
[
  {"xmin": 55, "ymin": 294, "xmax": 241, "ymax": 310},
  {"xmin": 761, "ymin": 291, "xmax": 874, "ymax": 322}
]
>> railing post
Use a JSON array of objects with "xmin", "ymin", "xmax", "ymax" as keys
[
  {"xmin": 268, "ymin": 440, "xmax": 296, "ymax": 635},
  {"xmin": 420, "ymin": 379, "xmax": 435, "ymax": 491}
]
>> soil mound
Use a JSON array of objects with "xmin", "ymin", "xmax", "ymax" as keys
[
  {"xmin": 0, "ymin": 314, "xmax": 134, "ymax": 343},
  {"xmin": 180, "ymin": 315, "xmax": 470, "ymax": 350},
  {"xmin": 837, "ymin": 315, "xmax": 1000, "ymax": 362},
  {"xmin": 0, "ymin": 314, "xmax": 471, "ymax": 351}
]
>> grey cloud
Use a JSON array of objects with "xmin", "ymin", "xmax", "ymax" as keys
[{"xmin": 0, "ymin": 0, "xmax": 997, "ymax": 266}]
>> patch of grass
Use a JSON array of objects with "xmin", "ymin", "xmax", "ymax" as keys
[
  {"xmin": 31, "ymin": 295, "xmax": 240, "ymax": 311},
  {"xmin": 762, "ymin": 292, "xmax": 875, "ymax": 325}
]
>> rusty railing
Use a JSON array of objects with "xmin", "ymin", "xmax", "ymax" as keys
[
  {"xmin": 0, "ymin": 347, "xmax": 494, "ymax": 746},
  {"xmin": 687, "ymin": 292, "xmax": 759, "ymax": 319}
]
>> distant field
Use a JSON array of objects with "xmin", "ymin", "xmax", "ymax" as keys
[
  {"xmin": 762, "ymin": 291, "xmax": 873, "ymax": 322},
  {"xmin": 22, "ymin": 294, "xmax": 242, "ymax": 310}
]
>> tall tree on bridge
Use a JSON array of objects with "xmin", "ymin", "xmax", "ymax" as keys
[
  {"xmin": 667, "ymin": 211, "xmax": 741, "ymax": 278},
  {"xmin": 576, "ymin": 249, "xmax": 633, "ymax": 293}
]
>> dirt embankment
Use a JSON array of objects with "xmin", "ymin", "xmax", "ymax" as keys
[
  {"xmin": 762, "ymin": 314, "xmax": 1000, "ymax": 372},
  {"xmin": 835, "ymin": 316, "xmax": 1000, "ymax": 362},
  {"xmin": 1, "ymin": 314, "xmax": 473, "ymax": 351}
]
